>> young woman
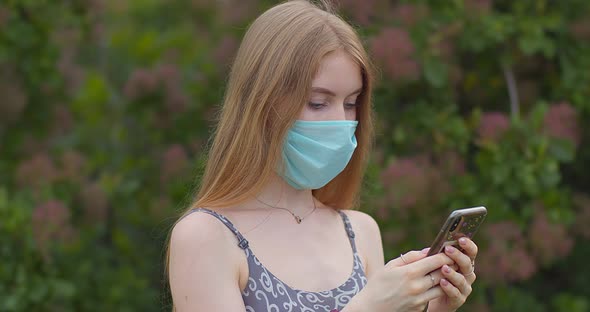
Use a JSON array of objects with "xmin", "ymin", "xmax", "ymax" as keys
[{"xmin": 167, "ymin": 1, "xmax": 478, "ymax": 311}]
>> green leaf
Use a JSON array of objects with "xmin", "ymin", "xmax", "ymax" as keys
[
  {"xmin": 552, "ymin": 293, "xmax": 590, "ymax": 312},
  {"xmin": 71, "ymin": 71, "xmax": 110, "ymax": 126},
  {"xmin": 547, "ymin": 138, "xmax": 575, "ymax": 162},
  {"xmin": 423, "ymin": 57, "xmax": 448, "ymax": 88}
]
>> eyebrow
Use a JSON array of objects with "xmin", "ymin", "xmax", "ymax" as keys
[{"xmin": 311, "ymin": 87, "xmax": 363, "ymax": 97}]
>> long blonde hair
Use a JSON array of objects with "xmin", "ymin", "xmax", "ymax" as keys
[{"xmin": 165, "ymin": 0, "xmax": 375, "ymax": 306}]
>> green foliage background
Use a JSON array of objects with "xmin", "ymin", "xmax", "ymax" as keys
[{"xmin": 1, "ymin": 0, "xmax": 589, "ymax": 311}]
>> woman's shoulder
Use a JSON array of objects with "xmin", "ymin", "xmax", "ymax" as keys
[
  {"xmin": 338, "ymin": 209, "xmax": 380, "ymax": 234},
  {"xmin": 168, "ymin": 208, "xmax": 247, "ymax": 310},
  {"xmin": 169, "ymin": 208, "xmax": 245, "ymax": 268},
  {"xmin": 338, "ymin": 209, "xmax": 384, "ymax": 277},
  {"xmin": 171, "ymin": 207, "xmax": 239, "ymax": 249}
]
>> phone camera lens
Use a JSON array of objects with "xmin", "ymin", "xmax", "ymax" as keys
[{"xmin": 449, "ymin": 218, "xmax": 461, "ymax": 232}]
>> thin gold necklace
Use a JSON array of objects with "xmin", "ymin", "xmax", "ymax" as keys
[{"xmin": 255, "ymin": 196, "xmax": 317, "ymax": 224}]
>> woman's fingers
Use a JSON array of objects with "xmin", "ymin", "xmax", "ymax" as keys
[
  {"xmin": 406, "ymin": 253, "xmax": 454, "ymax": 277},
  {"xmin": 386, "ymin": 248, "xmax": 430, "ymax": 268},
  {"xmin": 417, "ymin": 269, "xmax": 444, "ymax": 291},
  {"xmin": 416, "ymin": 285, "xmax": 445, "ymax": 304},
  {"xmin": 458, "ymin": 237, "xmax": 478, "ymax": 259},
  {"xmin": 444, "ymin": 245, "xmax": 473, "ymax": 276},
  {"xmin": 439, "ymin": 278, "xmax": 467, "ymax": 306},
  {"xmin": 458, "ymin": 238, "xmax": 478, "ymax": 284},
  {"xmin": 441, "ymin": 265, "xmax": 472, "ymax": 295}
]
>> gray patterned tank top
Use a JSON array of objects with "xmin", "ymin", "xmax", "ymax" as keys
[{"xmin": 184, "ymin": 207, "xmax": 368, "ymax": 312}]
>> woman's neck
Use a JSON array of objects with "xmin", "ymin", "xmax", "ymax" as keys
[{"xmin": 243, "ymin": 174, "xmax": 317, "ymax": 217}]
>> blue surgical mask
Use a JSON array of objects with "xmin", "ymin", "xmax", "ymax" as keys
[{"xmin": 280, "ymin": 120, "xmax": 358, "ymax": 190}]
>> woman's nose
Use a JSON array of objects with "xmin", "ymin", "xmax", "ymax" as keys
[{"xmin": 325, "ymin": 103, "xmax": 347, "ymax": 120}]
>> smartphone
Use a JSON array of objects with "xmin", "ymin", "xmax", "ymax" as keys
[{"xmin": 426, "ymin": 206, "xmax": 487, "ymax": 257}]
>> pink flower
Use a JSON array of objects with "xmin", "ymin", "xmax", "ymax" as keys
[
  {"xmin": 0, "ymin": 76, "xmax": 27, "ymax": 124},
  {"xmin": 0, "ymin": 6, "xmax": 10, "ymax": 28},
  {"xmin": 528, "ymin": 207, "xmax": 573, "ymax": 266},
  {"xmin": 380, "ymin": 156, "xmax": 425, "ymax": 188},
  {"xmin": 477, "ymin": 112, "xmax": 510, "ymax": 142},
  {"xmin": 527, "ymin": 203, "xmax": 575, "ymax": 264},
  {"xmin": 123, "ymin": 68, "xmax": 159, "ymax": 99},
  {"xmin": 80, "ymin": 181, "xmax": 109, "ymax": 224},
  {"xmin": 57, "ymin": 47, "xmax": 86, "ymax": 96},
  {"xmin": 160, "ymin": 144, "xmax": 189, "ymax": 185},
  {"xmin": 59, "ymin": 149, "xmax": 87, "ymax": 183},
  {"xmin": 543, "ymin": 101, "xmax": 580, "ymax": 147},
  {"xmin": 124, "ymin": 63, "xmax": 190, "ymax": 116},
  {"xmin": 217, "ymin": 0, "xmax": 257, "ymax": 25},
  {"xmin": 19, "ymin": 135, "xmax": 50, "ymax": 155},
  {"xmin": 87, "ymin": 0, "xmax": 105, "ymax": 13},
  {"xmin": 50, "ymin": 104, "xmax": 75, "ymax": 136},
  {"xmin": 338, "ymin": 0, "xmax": 377, "ymax": 25},
  {"xmin": 380, "ymin": 156, "xmax": 426, "ymax": 212},
  {"xmin": 390, "ymin": 3, "xmax": 430, "ymax": 27},
  {"xmin": 16, "ymin": 152, "xmax": 59, "ymax": 190},
  {"xmin": 165, "ymin": 88, "xmax": 189, "ymax": 114},
  {"xmin": 569, "ymin": 19, "xmax": 590, "ymax": 41},
  {"xmin": 435, "ymin": 151, "xmax": 466, "ymax": 176},
  {"xmin": 156, "ymin": 63, "xmax": 182, "ymax": 90},
  {"xmin": 91, "ymin": 21, "xmax": 106, "ymax": 41},
  {"xmin": 32, "ymin": 200, "xmax": 77, "ymax": 258},
  {"xmin": 478, "ymin": 221, "xmax": 537, "ymax": 283},
  {"xmin": 465, "ymin": 0, "xmax": 493, "ymax": 14},
  {"xmin": 370, "ymin": 27, "xmax": 420, "ymax": 81},
  {"xmin": 155, "ymin": 64, "xmax": 191, "ymax": 114},
  {"xmin": 379, "ymin": 155, "xmax": 450, "ymax": 218},
  {"xmin": 33, "ymin": 200, "xmax": 69, "ymax": 229},
  {"xmin": 213, "ymin": 35, "xmax": 239, "ymax": 69},
  {"xmin": 433, "ymin": 37, "xmax": 455, "ymax": 62}
]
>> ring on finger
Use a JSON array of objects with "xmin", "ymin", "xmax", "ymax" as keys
[
  {"xmin": 428, "ymin": 273, "xmax": 435, "ymax": 287},
  {"xmin": 464, "ymin": 259, "xmax": 475, "ymax": 276},
  {"xmin": 400, "ymin": 253, "xmax": 408, "ymax": 264}
]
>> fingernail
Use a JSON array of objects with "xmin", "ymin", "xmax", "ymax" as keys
[
  {"xmin": 443, "ymin": 265, "xmax": 451, "ymax": 273},
  {"xmin": 445, "ymin": 246, "xmax": 455, "ymax": 253},
  {"xmin": 441, "ymin": 278, "xmax": 449, "ymax": 286},
  {"xmin": 421, "ymin": 247, "xmax": 430, "ymax": 254},
  {"xmin": 459, "ymin": 238, "xmax": 467, "ymax": 245}
]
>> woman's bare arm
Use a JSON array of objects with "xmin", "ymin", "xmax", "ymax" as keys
[
  {"xmin": 338, "ymin": 210, "xmax": 386, "ymax": 311},
  {"xmin": 343, "ymin": 209, "xmax": 385, "ymax": 279},
  {"xmin": 168, "ymin": 212, "xmax": 247, "ymax": 311}
]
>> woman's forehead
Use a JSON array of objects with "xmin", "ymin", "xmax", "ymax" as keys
[{"xmin": 311, "ymin": 50, "xmax": 363, "ymax": 96}]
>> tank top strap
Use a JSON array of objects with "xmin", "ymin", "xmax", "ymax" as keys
[
  {"xmin": 337, "ymin": 210, "xmax": 358, "ymax": 253},
  {"xmin": 181, "ymin": 207, "xmax": 250, "ymax": 250}
]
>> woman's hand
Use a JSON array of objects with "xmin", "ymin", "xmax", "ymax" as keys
[
  {"xmin": 426, "ymin": 238, "xmax": 479, "ymax": 312},
  {"xmin": 346, "ymin": 248, "xmax": 454, "ymax": 312}
]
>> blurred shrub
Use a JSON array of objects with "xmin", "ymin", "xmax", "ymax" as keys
[
  {"xmin": 0, "ymin": 0, "xmax": 589, "ymax": 311},
  {"xmin": 352, "ymin": 0, "xmax": 590, "ymax": 310}
]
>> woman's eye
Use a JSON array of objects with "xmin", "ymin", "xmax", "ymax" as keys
[
  {"xmin": 308, "ymin": 102, "xmax": 326, "ymax": 109},
  {"xmin": 344, "ymin": 103, "xmax": 358, "ymax": 110}
]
